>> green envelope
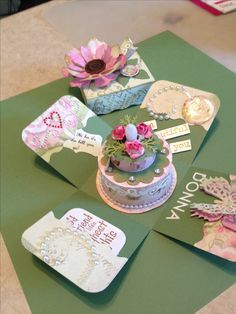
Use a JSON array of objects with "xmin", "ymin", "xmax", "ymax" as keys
[{"xmin": 1, "ymin": 31, "xmax": 236, "ymax": 313}]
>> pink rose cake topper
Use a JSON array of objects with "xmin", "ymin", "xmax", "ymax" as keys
[
  {"xmin": 62, "ymin": 38, "xmax": 127, "ymax": 88},
  {"xmin": 125, "ymin": 140, "xmax": 145, "ymax": 159},
  {"xmin": 104, "ymin": 116, "xmax": 159, "ymax": 160}
]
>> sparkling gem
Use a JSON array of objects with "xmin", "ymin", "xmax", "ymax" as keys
[
  {"xmin": 165, "ymin": 114, "xmax": 170, "ymax": 120},
  {"xmin": 107, "ymin": 166, "xmax": 113, "ymax": 173},
  {"xmin": 147, "ymin": 107, "xmax": 152, "ymax": 112},
  {"xmin": 43, "ymin": 255, "xmax": 49, "ymax": 263},
  {"xmin": 50, "ymin": 232, "xmax": 55, "ymax": 237},
  {"xmin": 91, "ymin": 245, "xmax": 96, "ymax": 251},
  {"xmin": 161, "ymin": 149, "xmax": 166, "ymax": 154},
  {"xmin": 158, "ymin": 115, "xmax": 164, "ymax": 121},
  {"xmin": 55, "ymin": 260, "xmax": 61, "ymax": 266},
  {"xmin": 92, "ymin": 253, "xmax": 97, "ymax": 258},
  {"xmin": 41, "ymin": 242, "xmax": 47, "ymax": 249},
  {"xmin": 94, "ymin": 260, "xmax": 100, "ymax": 265},
  {"xmin": 44, "ymin": 236, "xmax": 50, "ymax": 242},
  {"xmin": 41, "ymin": 249, "xmax": 46, "ymax": 256},
  {"xmin": 155, "ymin": 168, "xmax": 160, "ymax": 174},
  {"xmin": 149, "ymin": 112, "xmax": 154, "ymax": 117},
  {"xmin": 129, "ymin": 176, "xmax": 135, "ymax": 182},
  {"xmin": 154, "ymin": 114, "xmax": 158, "ymax": 119},
  {"xmin": 66, "ymin": 228, "xmax": 71, "ymax": 233},
  {"xmin": 182, "ymin": 96, "xmax": 215, "ymax": 125}
]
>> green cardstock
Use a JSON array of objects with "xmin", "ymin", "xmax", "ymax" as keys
[
  {"xmin": 21, "ymin": 189, "xmax": 149, "ymax": 292},
  {"xmin": 1, "ymin": 31, "xmax": 236, "ymax": 313},
  {"xmin": 154, "ymin": 166, "xmax": 236, "ymax": 262},
  {"xmin": 22, "ymin": 95, "xmax": 112, "ymax": 188}
]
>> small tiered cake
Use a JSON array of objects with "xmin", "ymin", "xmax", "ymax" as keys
[{"xmin": 96, "ymin": 117, "xmax": 177, "ymax": 213}]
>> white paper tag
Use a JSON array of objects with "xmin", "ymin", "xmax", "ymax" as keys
[
  {"xmin": 202, "ymin": 0, "xmax": 236, "ymax": 13},
  {"xmin": 63, "ymin": 129, "xmax": 102, "ymax": 157},
  {"xmin": 169, "ymin": 139, "xmax": 192, "ymax": 154},
  {"xmin": 155, "ymin": 123, "xmax": 190, "ymax": 140},
  {"xmin": 61, "ymin": 208, "xmax": 126, "ymax": 256},
  {"xmin": 145, "ymin": 120, "xmax": 158, "ymax": 130}
]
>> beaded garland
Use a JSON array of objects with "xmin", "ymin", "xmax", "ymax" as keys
[
  {"xmin": 38, "ymin": 225, "xmax": 100, "ymax": 285},
  {"xmin": 146, "ymin": 84, "xmax": 215, "ymax": 126},
  {"xmin": 146, "ymin": 84, "xmax": 192, "ymax": 121}
]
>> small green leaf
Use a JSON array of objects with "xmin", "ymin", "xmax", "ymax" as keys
[
  {"xmin": 127, "ymin": 58, "xmax": 138, "ymax": 66},
  {"xmin": 134, "ymin": 69, "xmax": 150, "ymax": 80},
  {"xmin": 120, "ymin": 115, "xmax": 137, "ymax": 125},
  {"xmin": 116, "ymin": 75, "xmax": 130, "ymax": 87}
]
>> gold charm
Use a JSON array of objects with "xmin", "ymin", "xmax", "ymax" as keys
[{"xmin": 182, "ymin": 96, "xmax": 215, "ymax": 125}]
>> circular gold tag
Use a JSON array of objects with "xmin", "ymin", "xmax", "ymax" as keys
[{"xmin": 182, "ymin": 96, "xmax": 215, "ymax": 125}]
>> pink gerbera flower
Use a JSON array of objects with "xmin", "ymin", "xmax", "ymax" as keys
[{"xmin": 62, "ymin": 38, "xmax": 127, "ymax": 88}]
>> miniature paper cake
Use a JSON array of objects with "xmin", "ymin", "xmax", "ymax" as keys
[
  {"xmin": 96, "ymin": 116, "xmax": 177, "ymax": 213},
  {"xmin": 62, "ymin": 38, "xmax": 155, "ymax": 114}
]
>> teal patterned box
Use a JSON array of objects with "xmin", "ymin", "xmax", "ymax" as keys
[{"xmin": 81, "ymin": 44, "xmax": 155, "ymax": 115}]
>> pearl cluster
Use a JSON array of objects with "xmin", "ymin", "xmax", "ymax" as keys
[
  {"xmin": 39, "ymin": 226, "xmax": 99, "ymax": 268},
  {"xmin": 146, "ymin": 84, "xmax": 192, "ymax": 120}
]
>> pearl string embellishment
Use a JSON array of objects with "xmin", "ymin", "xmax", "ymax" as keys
[
  {"xmin": 146, "ymin": 84, "xmax": 192, "ymax": 121},
  {"xmin": 39, "ymin": 226, "xmax": 99, "ymax": 268}
]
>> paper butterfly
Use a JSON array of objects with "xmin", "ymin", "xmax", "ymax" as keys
[{"xmin": 190, "ymin": 175, "xmax": 236, "ymax": 231}]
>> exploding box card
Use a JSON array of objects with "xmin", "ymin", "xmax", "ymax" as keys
[
  {"xmin": 63, "ymin": 38, "xmax": 155, "ymax": 115},
  {"xmin": 154, "ymin": 167, "xmax": 236, "ymax": 262},
  {"xmin": 21, "ymin": 190, "xmax": 149, "ymax": 293},
  {"xmin": 22, "ymin": 95, "xmax": 111, "ymax": 188}
]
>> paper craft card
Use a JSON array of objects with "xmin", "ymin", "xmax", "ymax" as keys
[
  {"xmin": 141, "ymin": 80, "xmax": 220, "ymax": 165},
  {"xmin": 22, "ymin": 95, "xmax": 111, "ymax": 188},
  {"xmin": 21, "ymin": 190, "xmax": 149, "ymax": 293},
  {"xmin": 154, "ymin": 166, "xmax": 236, "ymax": 262},
  {"xmin": 191, "ymin": 0, "xmax": 236, "ymax": 15}
]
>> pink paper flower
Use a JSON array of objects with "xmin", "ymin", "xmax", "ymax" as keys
[
  {"xmin": 194, "ymin": 221, "xmax": 236, "ymax": 262},
  {"xmin": 125, "ymin": 140, "xmax": 145, "ymax": 159},
  {"xmin": 112, "ymin": 125, "xmax": 125, "ymax": 140},
  {"xmin": 62, "ymin": 38, "xmax": 126, "ymax": 88},
  {"xmin": 136, "ymin": 123, "xmax": 152, "ymax": 138}
]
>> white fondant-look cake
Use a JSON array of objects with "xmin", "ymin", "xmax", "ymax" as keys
[{"xmin": 96, "ymin": 117, "xmax": 177, "ymax": 213}]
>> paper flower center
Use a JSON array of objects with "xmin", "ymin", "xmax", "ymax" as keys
[{"xmin": 85, "ymin": 59, "xmax": 106, "ymax": 74}]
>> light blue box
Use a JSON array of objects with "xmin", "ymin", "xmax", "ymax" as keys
[{"xmin": 81, "ymin": 52, "xmax": 155, "ymax": 115}]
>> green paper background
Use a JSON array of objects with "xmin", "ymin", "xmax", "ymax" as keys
[
  {"xmin": 154, "ymin": 166, "xmax": 235, "ymax": 245},
  {"xmin": 1, "ymin": 31, "xmax": 236, "ymax": 313},
  {"xmin": 51, "ymin": 190, "xmax": 150, "ymax": 258}
]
